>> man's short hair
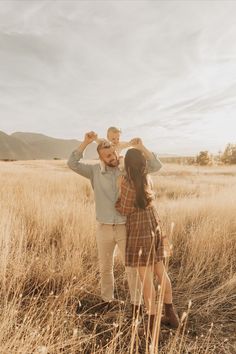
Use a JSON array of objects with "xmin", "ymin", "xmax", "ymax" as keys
[
  {"xmin": 107, "ymin": 126, "xmax": 121, "ymax": 135},
  {"xmin": 97, "ymin": 140, "xmax": 112, "ymax": 155}
]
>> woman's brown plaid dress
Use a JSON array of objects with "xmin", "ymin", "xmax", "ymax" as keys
[{"xmin": 115, "ymin": 177, "xmax": 164, "ymax": 267}]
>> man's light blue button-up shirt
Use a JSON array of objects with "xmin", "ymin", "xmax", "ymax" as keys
[{"xmin": 67, "ymin": 149, "xmax": 162, "ymax": 224}]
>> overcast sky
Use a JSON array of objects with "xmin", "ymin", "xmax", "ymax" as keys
[{"xmin": 0, "ymin": 0, "xmax": 236, "ymax": 155}]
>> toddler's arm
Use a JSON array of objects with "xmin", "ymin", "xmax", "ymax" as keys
[
  {"xmin": 95, "ymin": 137, "xmax": 107, "ymax": 145},
  {"xmin": 117, "ymin": 141, "xmax": 132, "ymax": 151}
]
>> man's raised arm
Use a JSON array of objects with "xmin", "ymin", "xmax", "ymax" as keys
[
  {"xmin": 130, "ymin": 138, "xmax": 162, "ymax": 174},
  {"xmin": 67, "ymin": 131, "xmax": 97, "ymax": 180}
]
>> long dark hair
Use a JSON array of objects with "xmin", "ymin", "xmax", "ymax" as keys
[{"xmin": 124, "ymin": 149, "xmax": 152, "ymax": 209}]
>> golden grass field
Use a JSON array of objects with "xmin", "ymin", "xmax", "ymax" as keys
[{"xmin": 0, "ymin": 160, "xmax": 235, "ymax": 354}]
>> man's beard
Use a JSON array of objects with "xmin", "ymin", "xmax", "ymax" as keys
[{"xmin": 106, "ymin": 159, "xmax": 119, "ymax": 167}]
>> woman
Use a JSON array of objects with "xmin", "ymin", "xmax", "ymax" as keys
[{"xmin": 115, "ymin": 147, "xmax": 179, "ymax": 337}]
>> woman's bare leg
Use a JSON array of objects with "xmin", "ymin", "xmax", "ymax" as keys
[
  {"xmin": 154, "ymin": 261, "xmax": 172, "ymax": 303},
  {"xmin": 138, "ymin": 266, "xmax": 156, "ymax": 314}
]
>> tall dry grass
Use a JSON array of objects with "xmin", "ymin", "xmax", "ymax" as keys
[{"xmin": 0, "ymin": 160, "xmax": 235, "ymax": 353}]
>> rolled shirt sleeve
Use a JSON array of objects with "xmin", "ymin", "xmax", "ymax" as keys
[{"xmin": 67, "ymin": 149, "xmax": 94, "ymax": 180}]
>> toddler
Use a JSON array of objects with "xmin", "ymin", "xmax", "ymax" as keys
[{"xmin": 96, "ymin": 127, "xmax": 132, "ymax": 172}]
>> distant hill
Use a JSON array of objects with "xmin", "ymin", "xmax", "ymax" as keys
[
  {"xmin": 0, "ymin": 131, "xmax": 98, "ymax": 160},
  {"xmin": 0, "ymin": 131, "xmax": 35, "ymax": 160},
  {"xmin": 0, "ymin": 130, "xmax": 186, "ymax": 161}
]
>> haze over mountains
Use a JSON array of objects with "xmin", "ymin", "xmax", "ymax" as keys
[
  {"xmin": 0, "ymin": 130, "xmax": 179, "ymax": 160},
  {"xmin": 0, "ymin": 131, "xmax": 98, "ymax": 160}
]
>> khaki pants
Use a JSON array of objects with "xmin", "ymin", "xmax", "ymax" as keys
[{"xmin": 96, "ymin": 223, "xmax": 142, "ymax": 305}]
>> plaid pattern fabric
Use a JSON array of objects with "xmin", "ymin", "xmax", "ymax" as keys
[{"xmin": 115, "ymin": 178, "xmax": 164, "ymax": 267}]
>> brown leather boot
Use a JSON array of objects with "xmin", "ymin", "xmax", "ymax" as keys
[{"xmin": 161, "ymin": 303, "xmax": 179, "ymax": 329}]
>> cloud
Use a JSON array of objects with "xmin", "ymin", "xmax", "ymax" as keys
[{"xmin": 0, "ymin": 1, "xmax": 236, "ymax": 154}]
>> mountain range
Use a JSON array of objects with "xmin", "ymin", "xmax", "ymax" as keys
[
  {"xmin": 0, "ymin": 131, "xmax": 98, "ymax": 160},
  {"xmin": 0, "ymin": 130, "xmax": 179, "ymax": 161}
]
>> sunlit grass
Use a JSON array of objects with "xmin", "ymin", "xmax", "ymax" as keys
[{"xmin": 0, "ymin": 160, "xmax": 235, "ymax": 353}]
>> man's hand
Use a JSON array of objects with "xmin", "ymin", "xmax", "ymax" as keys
[
  {"xmin": 76, "ymin": 131, "xmax": 97, "ymax": 154},
  {"xmin": 130, "ymin": 137, "xmax": 154, "ymax": 160},
  {"xmin": 84, "ymin": 131, "xmax": 98, "ymax": 145},
  {"xmin": 130, "ymin": 137, "xmax": 143, "ymax": 150}
]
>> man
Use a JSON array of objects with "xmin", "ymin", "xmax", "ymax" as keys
[{"xmin": 67, "ymin": 131, "xmax": 162, "ymax": 313}]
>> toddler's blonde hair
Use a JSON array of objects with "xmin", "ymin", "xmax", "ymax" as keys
[{"xmin": 107, "ymin": 126, "xmax": 121, "ymax": 137}]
